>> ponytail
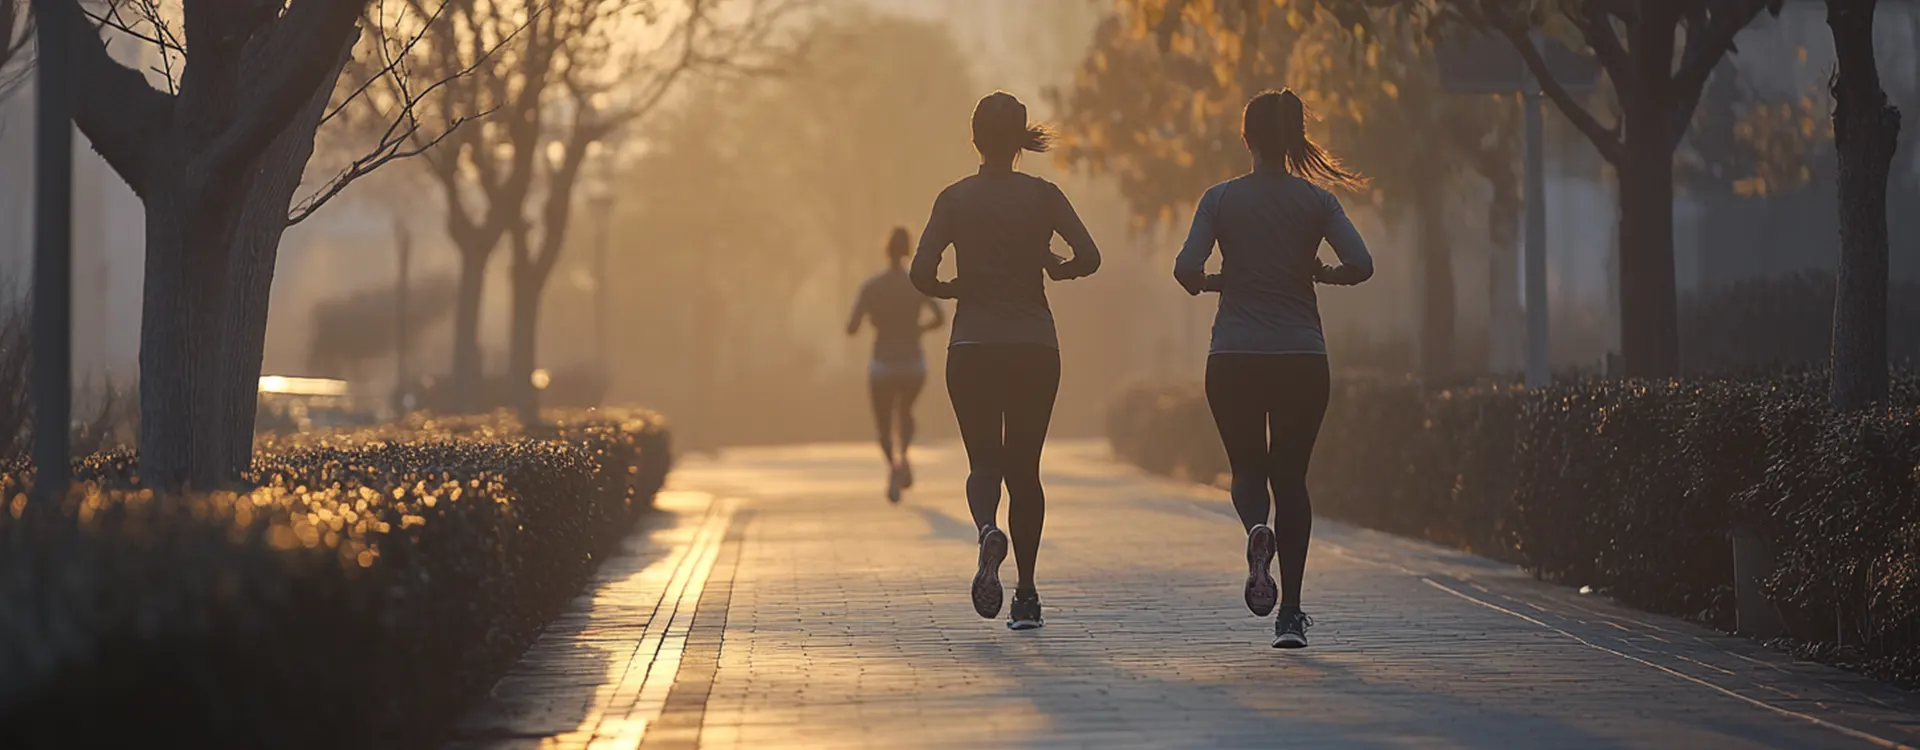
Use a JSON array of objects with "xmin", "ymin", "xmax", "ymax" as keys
[
  {"xmin": 972, "ymin": 91, "xmax": 1053, "ymax": 160},
  {"xmin": 1244, "ymin": 89, "xmax": 1362, "ymax": 188}
]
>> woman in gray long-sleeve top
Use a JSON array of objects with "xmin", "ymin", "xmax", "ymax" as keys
[
  {"xmin": 1174, "ymin": 89, "xmax": 1372, "ymax": 650},
  {"xmin": 911, "ymin": 91, "xmax": 1100, "ymax": 631}
]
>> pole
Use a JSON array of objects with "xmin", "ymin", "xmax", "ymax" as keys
[
  {"xmin": 1522, "ymin": 34, "xmax": 1552, "ymax": 389},
  {"xmin": 31, "ymin": 2, "xmax": 75, "ymax": 507},
  {"xmin": 394, "ymin": 219, "xmax": 410, "ymax": 415},
  {"xmin": 594, "ymin": 198, "xmax": 611, "ymax": 375}
]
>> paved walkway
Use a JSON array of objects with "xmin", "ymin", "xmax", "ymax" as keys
[{"xmin": 447, "ymin": 441, "xmax": 1920, "ymax": 749}]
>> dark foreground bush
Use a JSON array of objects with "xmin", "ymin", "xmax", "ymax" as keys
[
  {"xmin": 0, "ymin": 408, "xmax": 671, "ymax": 749},
  {"xmin": 1109, "ymin": 375, "xmax": 1920, "ymax": 686}
]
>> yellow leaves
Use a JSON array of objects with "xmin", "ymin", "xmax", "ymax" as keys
[{"xmin": 1381, "ymin": 80, "xmax": 1399, "ymax": 101}]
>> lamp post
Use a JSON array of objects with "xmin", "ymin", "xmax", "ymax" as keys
[{"xmin": 31, "ymin": 1, "xmax": 76, "ymax": 508}]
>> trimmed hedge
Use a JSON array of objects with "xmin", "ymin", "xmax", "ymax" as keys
[
  {"xmin": 0, "ymin": 409, "xmax": 671, "ymax": 749},
  {"xmin": 1109, "ymin": 375, "xmax": 1920, "ymax": 686}
]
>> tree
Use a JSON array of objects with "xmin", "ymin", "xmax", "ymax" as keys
[
  {"xmin": 383, "ymin": 0, "xmax": 800, "ymax": 417},
  {"xmin": 1454, "ymin": 0, "xmax": 1784, "ymax": 378},
  {"xmin": 1826, "ymin": 0, "xmax": 1900, "ymax": 410},
  {"xmin": 1156, "ymin": 0, "xmax": 1786, "ymax": 377},
  {"xmin": 46, "ymin": 1, "xmax": 484, "ymax": 488}
]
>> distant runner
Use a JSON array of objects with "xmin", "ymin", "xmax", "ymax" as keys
[
  {"xmin": 912, "ymin": 91, "xmax": 1101, "ymax": 631},
  {"xmin": 1173, "ymin": 89, "xmax": 1373, "ymax": 649},
  {"xmin": 847, "ymin": 226, "xmax": 946, "ymax": 504}
]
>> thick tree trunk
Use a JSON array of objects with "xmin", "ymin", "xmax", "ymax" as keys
[
  {"xmin": 451, "ymin": 247, "xmax": 490, "ymax": 412},
  {"xmin": 137, "ymin": 178, "xmax": 209, "ymax": 489},
  {"xmin": 1611, "ymin": 16, "xmax": 1684, "ymax": 380},
  {"xmin": 1828, "ymin": 0, "xmax": 1900, "ymax": 411},
  {"xmin": 1487, "ymin": 168, "xmax": 1524, "ymax": 374},
  {"xmin": 507, "ymin": 272, "xmax": 539, "ymax": 424},
  {"xmin": 1615, "ymin": 150, "xmax": 1681, "ymax": 379},
  {"xmin": 1414, "ymin": 168, "xmax": 1457, "ymax": 383},
  {"xmin": 216, "ymin": 51, "xmax": 348, "ymax": 479}
]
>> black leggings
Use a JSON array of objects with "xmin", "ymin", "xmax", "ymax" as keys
[
  {"xmin": 947, "ymin": 344, "xmax": 1060, "ymax": 593},
  {"xmin": 868, "ymin": 370, "xmax": 925, "ymax": 462},
  {"xmin": 1205, "ymin": 353, "xmax": 1329, "ymax": 610}
]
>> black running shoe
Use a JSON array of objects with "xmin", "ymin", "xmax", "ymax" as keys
[
  {"xmin": 1244, "ymin": 524, "xmax": 1278, "ymax": 616},
  {"xmin": 1272, "ymin": 608, "xmax": 1313, "ymax": 649},
  {"xmin": 1007, "ymin": 589, "xmax": 1044, "ymax": 630},
  {"xmin": 972, "ymin": 526, "xmax": 1009, "ymax": 618}
]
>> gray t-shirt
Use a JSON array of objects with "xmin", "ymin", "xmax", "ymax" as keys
[
  {"xmin": 848, "ymin": 268, "xmax": 939, "ymax": 366},
  {"xmin": 910, "ymin": 165, "xmax": 1101, "ymax": 349},
  {"xmin": 1173, "ymin": 168, "xmax": 1373, "ymax": 355}
]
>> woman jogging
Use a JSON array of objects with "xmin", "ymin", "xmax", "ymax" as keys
[
  {"xmin": 911, "ymin": 91, "xmax": 1100, "ymax": 631},
  {"xmin": 1173, "ymin": 89, "xmax": 1372, "ymax": 649},
  {"xmin": 847, "ymin": 226, "xmax": 946, "ymax": 504}
]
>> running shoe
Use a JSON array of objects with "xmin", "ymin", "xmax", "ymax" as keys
[
  {"xmin": 1272, "ymin": 608, "xmax": 1314, "ymax": 649},
  {"xmin": 886, "ymin": 467, "xmax": 902, "ymax": 505},
  {"xmin": 1007, "ymin": 589, "xmax": 1044, "ymax": 630},
  {"xmin": 1245, "ymin": 524, "xmax": 1278, "ymax": 616},
  {"xmin": 972, "ymin": 525, "xmax": 1009, "ymax": 618},
  {"xmin": 897, "ymin": 458, "xmax": 914, "ymax": 489}
]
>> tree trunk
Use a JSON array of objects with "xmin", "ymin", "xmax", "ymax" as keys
[
  {"xmin": 1828, "ymin": 0, "xmax": 1899, "ymax": 411},
  {"xmin": 1610, "ymin": 15, "xmax": 1684, "ymax": 380},
  {"xmin": 507, "ymin": 277, "xmax": 539, "ymax": 424},
  {"xmin": 1487, "ymin": 166, "xmax": 1524, "ymax": 374},
  {"xmin": 451, "ymin": 246, "xmax": 490, "ymax": 412},
  {"xmin": 216, "ymin": 50, "xmax": 349, "ymax": 480},
  {"xmin": 1414, "ymin": 166, "xmax": 1457, "ymax": 383},
  {"xmin": 137, "ymin": 171, "xmax": 211, "ymax": 489},
  {"xmin": 507, "ymin": 229, "xmax": 539, "ymax": 425}
]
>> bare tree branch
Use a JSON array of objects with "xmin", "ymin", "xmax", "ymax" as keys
[
  {"xmin": 288, "ymin": 105, "xmax": 493, "ymax": 225},
  {"xmin": 1487, "ymin": 9, "xmax": 1626, "ymax": 164},
  {"xmin": 1670, "ymin": 0, "xmax": 1778, "ymax": 149}
]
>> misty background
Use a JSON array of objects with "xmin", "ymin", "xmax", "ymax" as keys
[{"xmin": 1, "ymin": 0, "xmax": 1916, "ymax": 450}]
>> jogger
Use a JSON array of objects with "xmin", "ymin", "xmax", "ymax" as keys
[
  {"xmin": 848, "ymin": 227, "xmax": 944, "ymax": 503},
  {"xmin": 1174, "ymin": 89, "xmax": 1372, "ymax": 649},
  {"xmin": 912, "ymin": 91, "xmax": 1100, "ymax": 630}
]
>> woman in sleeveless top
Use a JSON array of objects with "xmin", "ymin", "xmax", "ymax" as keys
[
  {"xmin": 912, "ymin": 91, "xmax": 1101, "ymax": 630},
  {"xmin": 1174, "ymin": 89, "xmax": 1373, "ymax": 649},
  {"xmin": 847, "ymin": 226, "xmax": 946, "ymax": 504}
]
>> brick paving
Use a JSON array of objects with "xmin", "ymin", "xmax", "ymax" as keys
[{"xmin": 449, "ymin": 440, "xmax": 1920, "ymax": 749}]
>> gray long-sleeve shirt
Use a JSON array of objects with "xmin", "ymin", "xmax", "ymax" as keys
[
  {"xmin": 911, "ymin": 165, "xmax": 1101, "ymax": 349},
  {"xmin": 1173, "ymin": 167, "xmax": 1373, "ymax": 355}
]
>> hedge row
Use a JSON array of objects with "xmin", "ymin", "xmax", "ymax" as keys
[
  {"xmin": 1108, "ymin": 375, "xmax": 1920, "ymax": 686},
  {"xmin": 0, "ymin": 408, "xmax": 671, "ymax": 749}
]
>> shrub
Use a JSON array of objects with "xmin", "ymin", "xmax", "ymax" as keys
[
  {"xmin": 0, "ymin": 408, "xmax": 671, "ymax": 749},
  {"xmin": 1108, "ymin": 374, "xmax": 1920, "ymax": 685}
]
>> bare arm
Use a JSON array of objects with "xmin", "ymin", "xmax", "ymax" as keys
[
  {"xmin": 845, "ymin": 283, "xmax": 867, "ymax": 335},
  {"xmin": 1046, "ymin": 183, "xmax": 1101, "ymax": 281}
]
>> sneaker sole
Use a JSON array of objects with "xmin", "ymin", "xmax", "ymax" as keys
[
  {"xmin": 972, "ymin": 528, "xmax": 1008, "ymax": 618},
  {"xmin": 1271, "ymin": 635, "xmax": 1308, "ymax": 649},
  {"xmin": 1007, "ymin": 618, "xmax": 1044, "ymax": 631},
  {"xmin": 1245, "ymin": 526, "xmax": 1278, "ymax": 616}
]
